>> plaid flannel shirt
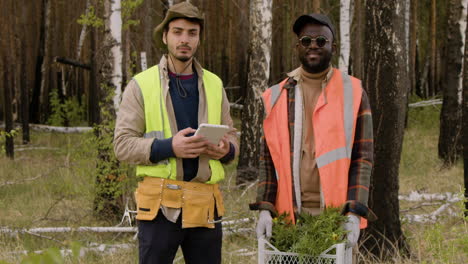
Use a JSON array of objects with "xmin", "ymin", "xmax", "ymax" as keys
[{"xmin": 249, "ymin": 70, "xmax": 376, "ymax": 221}]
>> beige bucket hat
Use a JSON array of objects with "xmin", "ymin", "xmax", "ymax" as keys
[{"xmin": 153, "ymin": 2, "xmax": 205, "ymax": 49}]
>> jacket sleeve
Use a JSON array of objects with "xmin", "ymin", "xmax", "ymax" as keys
[
  {"xmin": 342, "ymin": 89, "xmax": 377, "ymax": 221},
  {"xmin": 249, "ymin": 132, "xmax": 278, "ymax": 216},
  {"xmin": 219, "ymin": 87, "xmax": 239, "ymax": 163},
  {"xmin": 113, "ymin": 79, "xmax": 155, "ymax": 165}
]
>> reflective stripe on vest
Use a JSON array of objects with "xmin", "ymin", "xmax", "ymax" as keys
[
  {"xmin": 263, "ymin": 69, "xmax": 367, "ymax": 228},
  {"xmin": 133, "ymin": 65, "xmax": 225, "ymax": 184}
]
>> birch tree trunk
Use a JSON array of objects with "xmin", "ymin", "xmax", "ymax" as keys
[
  {"xmin": 361, "ymin": 0, "xmax": 410, "ymax": 259},
  {"xmin": 237, "ymin": 0, "xmax": 272, "ymax": 185},
  {"xmin": 110, "ymin": 0, "xmax": 123, "ymax": 111},
  {"xmin": 77, "ymin": 0, "xmax": 91, "ymax": 60},
  {"xmin": 339, "ymin": 0, "xmax": 351, "ymax": 73},
  {"xmin": 94, "ymin": 0, "xmax": 124, "ymax": 220},
  {"xmin": 438, "ymin": 0, "xmax": 466, "ymax": 165}
]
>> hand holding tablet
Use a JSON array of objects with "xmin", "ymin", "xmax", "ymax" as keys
[{"xmin": 195, "ymin": 123, "xmax": 232, "ymax": 145}]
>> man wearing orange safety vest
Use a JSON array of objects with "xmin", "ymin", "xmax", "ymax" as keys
[{"xmin": 249, "ymin": 13, "xmax": 376, "ymax": 257}]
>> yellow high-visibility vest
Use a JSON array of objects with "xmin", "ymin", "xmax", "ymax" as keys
[{"xmin": 133, "ymin": 65, "xmax": 225, "ymax": 184}]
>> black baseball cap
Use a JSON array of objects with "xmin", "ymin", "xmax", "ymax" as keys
[{"xmin": 293, "ymin": 13, "xmax": 336, "ymax": 39}]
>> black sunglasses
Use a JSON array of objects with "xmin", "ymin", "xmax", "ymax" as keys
[{"xmin": 299, "ymin": 35, "xmax": 330, "ymax": 48}]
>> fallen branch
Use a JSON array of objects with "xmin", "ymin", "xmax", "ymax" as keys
[
  {"xmin": 0, "ymin": 173, "xmax": 46, "ymax": 187},
  {"xmin": 24, "ymin": 230, "xmax": 64, "ymax": 245},
  {"xmin": 399, "ymin": 191, "xmax": 462, "ymax": 223},
  {"xmin": 400, "ymin": 202, "xmax": 443, "ymax": 213},
  {"xmin": 5, "ymin": 243, "xmax": 133, "ymax": 258},
  {"xmin": 0, "ymin": 226, "xmax": 137, "ymax": 234},
  {"xmin": 0, "ymin": 167, "xmax": 59, "ymax": 188},
  {"xmin": 0, "ymin": 218, "xmax": 253, "ymax": 235},
  {"xmin": 29, "ymin": 124, "xmax": 92, "ymax": 133},
  {"xmin": 15, "ymin": 147, "xmax": 61, "ymax": 151},
  {"xmin": 399, "ymin": 191, "xmax": 460, "ymax": 202},
  {"xmin": 408, "ymin": 99, "xmax": 442, "ymax": 108}
]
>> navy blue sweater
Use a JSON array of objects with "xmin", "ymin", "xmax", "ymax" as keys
[{"xmin": 149, "ymin": 70, "xmax": 234, "ymax": 181}]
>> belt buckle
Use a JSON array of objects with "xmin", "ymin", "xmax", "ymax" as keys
[{"xmin": 166, "ymin": 183, "xmax": 181, "ymax": 190}]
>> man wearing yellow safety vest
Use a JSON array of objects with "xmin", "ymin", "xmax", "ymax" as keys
[
  {"xmin": 114, "ymin": 2, "xmax": 238, "ymax": 263},
  {"xmin": 249, "ymin": 13, "xmax": 376, "ymax": 260}
]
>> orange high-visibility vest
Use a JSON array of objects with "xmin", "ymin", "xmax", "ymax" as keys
[{"xmin": 262, "ymin": 68, "xmax": 367, "ymax": 228}]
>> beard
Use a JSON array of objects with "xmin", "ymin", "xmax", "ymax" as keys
[
  {"xmin": 175, "ymin": 54, "xmax": 191, "ymax": 62},
  {"xmin": 300, "ymin": 52, "xmax": 332, "ymax": 73}
]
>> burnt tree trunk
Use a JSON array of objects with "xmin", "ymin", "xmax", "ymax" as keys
[
  {"xmin": 350, "ymin": 0, "xmax": 365, "ymax": 79},
  {"xmin": 3, "ymin": 59, "xmax": 14, "ymax": 159},
  {"xmin": 409, "ymin": 0, "xmax": 418, "ymax": 96},
  {"xmin": 463, "ymin": 2, "xmax": 468, "ymax": 217},
  {"xmin": 438, "ymin": 0, "xmax": 464, "ymax": 166},
  {"xmin": 429, "ymin": 0, "xmax": 437, "ymax": 97},
  {"xmin": 237, "ymin": 0, "xmax": 272, "ymax": 185},
  {"xmin": 88, "ymin": 27, "xmax": 100, "ymax": 126},
  {"xmin": 361, "ymin": 0, "xmax": 410, "ymax": 259},
  {"xmin": 31, "ymin": 0, "xmax": 49, "ymax": 124},
  {"xmin": 20, "ymin": 41, "xmax": 30, "ymax": 144},
  {"xmin": 14, "ymin": 1, "xmax": 30, "ymax": 144}
]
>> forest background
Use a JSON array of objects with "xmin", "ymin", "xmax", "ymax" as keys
[{"xmin": 0, "ymin": 0, "xmax": 467, "ymax": 263}]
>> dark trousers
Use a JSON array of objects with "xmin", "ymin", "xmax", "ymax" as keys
[{"xmin": 138, "ymin": 211, "xmax": 222, "ymax": 264}]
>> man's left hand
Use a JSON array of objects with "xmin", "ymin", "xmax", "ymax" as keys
[
  {"xmin": 202, "ymin": 136, "xmax": 230, "ymax": 160},
  {"xmin": 344, "ymin": 214, "xmax": 360, "ymax": 248}
]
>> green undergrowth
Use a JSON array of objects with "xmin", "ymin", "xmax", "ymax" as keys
[{"xmin": 271, "ymin": 209, "xmax": 347, "ymax": 256}]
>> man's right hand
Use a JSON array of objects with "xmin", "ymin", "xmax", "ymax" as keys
[
  {"xmin": 256, "ymin": 210, "xmax": 273, "ymax": 239},
  {"xmin": 172, "ymin": 127, "xmax": 208, "ymax": 158}
]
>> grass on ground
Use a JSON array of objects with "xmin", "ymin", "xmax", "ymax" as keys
[{"xmin": 0, "ymin": 105, "xmax": 466, "ymax": 263}]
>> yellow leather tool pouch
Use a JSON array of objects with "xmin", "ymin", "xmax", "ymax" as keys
[
  {"xmin": 135, "ymin": 180, "xmax": 163, "ymax": 221},
  {"xmin": 161, "ymin": 183, "xmax": 183, "ymax": 208},
  {"xmin": 182, "ymin": 188, "xmax": 216, "ymax": 228},
  {"xmin": 213, "ymin": 185, "xmax": 225, "ymax": 217},
  {"xmin": 135, "ymin": 178, "xmax": 225, "ymax": 228}
]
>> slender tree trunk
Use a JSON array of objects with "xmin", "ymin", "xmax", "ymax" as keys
[
  {"xmin": 94, "ymin": 0, "xmax": 123, "ymax": 220},
  {"xmin": 88, "ymin": 26, "xmax": 100, "ymax": 126},
  {"xmin": 312, "ymin": 0, "xmax": 320, "ymax": 13},
  {"xmin": 39, "ymin": 0, "xmax": 52, "ymax": 123},
  {"xmin": 237, "ymin": 0, "xmax": 273, "ymax": 185},
  {"xmin": 14, "ymin": 1, "xmax": 30, "ymax": 144},
  {"xmin": 142, "ymin": 0, "xmax": 153, "ymax": 66},
  {"xmin": 361, "ymin": 0, "xmax": 410, "ymax": 259},
  {"xmin": 350, "ymin": 0, "xmax": 365, "ymax": 78},
  {"xmin": 438, "ymin": 0, "xmax": 465, "ymax": 166},
  {"xmin": 3, "ymin": 58, "xmax": 14, "ymax": 159},
  {"xmin": 31, "ymin": 0, "xmax": 50, "ymax": 123},
  {"xmin": 463, "ymin": 1, "xmax": 468, "ymax": 215},
  {"xmin": 429, "ymin": 0, "xmax": 437, "ymax": 97},
  {"xmin": 339, "ymin": 0, "xmax": 351, "ymax": 73},
  {"xmin": 409, "ymin": 0, "xmax": 418, "ymax": 96},
  {"xmin": 77, "ymin": 0, "xmax": 91, "ymax": 60},
  {"xmin": 20, "ymin": 41, "xmax": 30, "ymax": 144}
]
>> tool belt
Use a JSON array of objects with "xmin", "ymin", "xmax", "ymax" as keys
[{"xmin": 135, "ymin": 177, "xmax": 225, "ymax": 228}]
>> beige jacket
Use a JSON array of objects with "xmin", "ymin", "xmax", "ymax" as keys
[{"xmin": 114, "ymin": 55, "xmax": 239, "ymax": 182}]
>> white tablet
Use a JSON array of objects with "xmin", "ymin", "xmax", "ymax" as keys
[{"xmin": 195, "ymin": 123, "xmax": 231, "ymax": 145}]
